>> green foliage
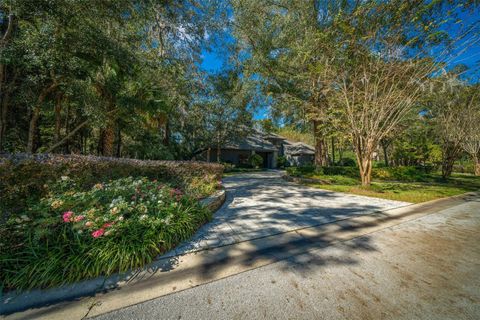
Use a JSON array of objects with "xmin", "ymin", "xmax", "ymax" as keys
[
  {"xmin": 0, "ymin": 154, "xmax": 223, "ymax": 221},
  {"xmin": 372, "ymin": 166, "xmax": 433, "ymax": 182},
  {"xmin": 286, "ymin": 166, "xmax": 316, "ymax": 177},
  {"xmin": 249, "ymin": 154, "xmax": 263, "ymax": 168},
  {"xmin": 0, "ymin": 176, "xmax": 212, "ymax": 291},
  {"xmin": 275, "ymin": 127, "xmax": 315, "ymax": 146},
  {"xmin": 277, "ymin": 156, "xmax": 289, "ymax": 168}
]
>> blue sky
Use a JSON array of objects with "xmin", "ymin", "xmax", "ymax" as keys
[{"xmin": 199, "ymin": 6, "xmax": 480, "ymax": 121}]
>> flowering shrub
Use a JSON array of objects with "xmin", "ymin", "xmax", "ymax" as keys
[
  {"xmin": 0, "ymin": 176, "xmax": 212, "ymax": 291},
  {"xmin": 0, "ymin": 153, "xmax": 223, "ymax": 221}
]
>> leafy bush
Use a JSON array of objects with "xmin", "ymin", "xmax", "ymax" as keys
[
  {"xmin": 321, "ymin": 166, "xmax": 359, "ymax": 177},
  {"xmin": 277, "ymin": 156, "xmax": 288, "ymax": 168},
  {"xmin": 336, "ymin": 158, "xmax": 357, "ymax": 167},
  {"xmin": 222, "ymin": 162, "xmax": 235, "ymax": 173},
  {"xmin": 249, "ymin": 154, "xmax": 264, "ymax": 168},
  {"xmin": 0, "ymin": 154, "xmax": 223, "ymax": 221},
  {"xmin": 0, "ymin": 176, "xmax": 212, "ymax": 291},
  {"xmin": 372, "ymin": 166, "xmax": 430, "ymax": 182},
  {"xmin": 286, "ymin": 165, "xmax": 316, "ymax": 177}
]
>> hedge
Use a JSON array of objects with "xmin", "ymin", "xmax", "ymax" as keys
[{"xmin": 0, "ymin": 153, "xmax": 223, "ymax": 222}]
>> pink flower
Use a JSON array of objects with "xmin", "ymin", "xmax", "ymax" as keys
[
  {"xmin": 74, "ymin": 215, "xmax": 85, "ymax": 222},
  {"xmin": 103, "ymin": 222, "xmax": 114, "ymax": 228},
  {"xmin": 170, "ymin": 188, "xmax": 183, "ymax": 197},
  {"xmin": 62, "ymin": 211, "xmax": 74, "ymax": 222},
  {"xmin": 91, "ymin": 228, "xmax": 105, "ymax": 238}
]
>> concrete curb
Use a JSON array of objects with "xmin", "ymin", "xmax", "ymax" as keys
[
  {"xmin": 1, "ymin": 191, "xmax": 477, "ymax": 318},
  {"xmin": 199, "ymin": 187, "xmax": 226, "ymax": 212}
]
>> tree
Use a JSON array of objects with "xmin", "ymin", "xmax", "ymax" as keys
[
  {"xmin": 459, "ymin": 90, "xmax": 480, "ymax": 175},
  {"xmin": 0, "ymin": 0, "xmax": 229, "ymax": 158},
  {"xmin": 233, "ymin": 0, "xmax": 480, "ymax": 185}
]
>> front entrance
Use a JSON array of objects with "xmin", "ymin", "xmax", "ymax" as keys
[{"xmin": 256, "ymin": 152, "xmax": 273, "ymax": 168}]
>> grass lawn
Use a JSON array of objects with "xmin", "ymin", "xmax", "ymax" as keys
[{"xmin": 303, "ymin": 173, "xmax": 480, "ymax": 203}]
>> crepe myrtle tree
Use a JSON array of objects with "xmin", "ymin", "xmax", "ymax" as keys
[
  {"xmin": 455, "ymin": 86, "xmax": 480, "ymax": 176},
  {"xmin": 333, "ymin": 53, "xmax": 432, "ymax": 185}
]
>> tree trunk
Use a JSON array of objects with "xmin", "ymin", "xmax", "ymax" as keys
[
  {"xmin": 441, "ymin": 143, "xmax": 460, "ymax": 179},
  {"xmin": 331, "ymin": 136, "xmax": 335, "ymax": 165},
  {"xmin": 207, "ymin": 148, "xmax": 211, "ymax": 162},
  {"xmin": 102, "ymin": 123, "xmax": 115, "ymax": 157},
  {"xmin": 353, "ymin": 136, "xmax": 374, "ymax": 186},
  {"xmin": 356, "ymin": 147, "xmax": 373, "ymax": 186},
  {"xmin": 313, "ymin": 120, "xmax": 327, "ymax": 167},
  {"xmin": 473, "ymin": 156, "xmax": 480, "ymax": 176},
  {"xmin": 26, "ymin": 83, "xmax": 58, "ymax": 153},
  {"xmin": 115, "ymin": 127, "xmax": 122, "ymax": 157},
  {"xmin": 158, "ymin": 113, "xmax": 169, "ymax": 146},
  {"xmin": 102, "ymin": 101, "xmax": 116, "ymax": 157},
  {"xmin": 381, "ymin": 140, "xmax": 390, "ymax": 167},
  {"xmin": 217, "ymin": 145, "xmax": 221, "ymax": 163},
  {"xmin": 54, "ymin": 93, "xmax": 63, "ymax": 143},
  {"xmin": 0, "ymin": 88, "xmax": 10, "ymax": 152},
  {"xmin": 359, "ymin": 157, "xmax": 373, "ymax": 186}
]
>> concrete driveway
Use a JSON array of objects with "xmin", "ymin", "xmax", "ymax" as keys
[
  {"xmin": 95, "ymin": 193, "xmax": 480, "ymax": 320},
  {"xmin": 172, "ymin": 171, "xmax": 409, "ymax": 255}
]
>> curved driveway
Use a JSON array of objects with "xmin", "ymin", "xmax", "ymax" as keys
[{"xmin": 172, "ymin": 171, "xmax": 410, "ymax": 256}]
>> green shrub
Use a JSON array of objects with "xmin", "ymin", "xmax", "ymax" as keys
[
  {"xmin": 0, "ymin": 154, "xmax": 223, "ymax": 221},
  {"xmin": 321, "ymin": 166, "xmax": 359, "ymax": 177},
  {"xmin": 249, "ymin": 154, "xmax": 264, "ymax": 168},
  {"xmin": 286, "ymin": 165, "xmax": 316, "ymax": 177},
  {"xmin": 336, "ymin": 158, "xmax": 357, "ymax": 167},
  {"xmin": 0, "ymin": 176, "xmax": 212, "ymax": 291},
  {"xmin": 277, "ymin": 156, "xmax": 289, "ymax": 168},
  {"xmin": 372, "ymin": 166, "xmax": 429, "ymax": 182},
  {"xmin": 222, "ymin": 162, "xmax": 235, "ymax": 173}
]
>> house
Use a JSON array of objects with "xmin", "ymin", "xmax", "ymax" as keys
[
  {"xmin": 283, "ymin": 141, "xmax": 315, "ymax": 166},
  {"xmin": 196, "ymin": 130, "xmax": 315, "ymax": 168}
]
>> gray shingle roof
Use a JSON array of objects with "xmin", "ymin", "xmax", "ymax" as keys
[
  {"xmin": 284, "ymin": 142, "xmax": 315, "ymax": 155},
  {"xmin": 224, "ymin": 131, "xmax": 278, "ymax": 152}
]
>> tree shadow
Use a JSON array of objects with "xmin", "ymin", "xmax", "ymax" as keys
[{"xmin": 0, "ymin": 171, "xmax": 414, "ymax": 317}]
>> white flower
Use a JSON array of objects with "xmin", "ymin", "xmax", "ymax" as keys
[
  {"xmin": 61, "ymin": 176, "xmax": 69, "ymax": 181},
  {"xmin": 118, "ymin": 216, "xmax": 124, "ymax": 221},
  {"xmin": 157, "ymin": 200, "xmax": 163, "ymax": 204},
  {"xmin": 139, "ymin": 214, "xmax": 148, "ymax": 221}
]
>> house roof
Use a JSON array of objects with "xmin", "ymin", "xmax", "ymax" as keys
[
  {"xmin": 224, "ymin": 130, "xmax": 278, "ymax": 152},
  {"xmin": 284, "ymin": 142, "xmax": 315, "ymax": 155},
  {"xmin": 263, "ymin": 132, "xmax": 287, "ymax": 141}
]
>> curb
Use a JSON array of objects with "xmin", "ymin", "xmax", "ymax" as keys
[{"xmin": 199, "ymin": 187, "xmax": 226, "ymax": 212}]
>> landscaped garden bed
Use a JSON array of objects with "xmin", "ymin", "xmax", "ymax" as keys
[
  {"xmin": 0, "ymin": 154, "xmax": 223, "ymax": 292},
  {"xmin": 286, "ymin": 166, "xmax": 480, "ymax": 203}
]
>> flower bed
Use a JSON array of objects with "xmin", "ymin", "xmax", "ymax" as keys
[
  {"xmin": 0, "ymin": 154, "xmax": 224, "ymax": 292},
  {"xmin": 0, "ymin": 153, "xmax": 223, "ymax": 220}
]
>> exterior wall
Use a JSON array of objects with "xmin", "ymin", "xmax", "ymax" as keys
[{"xmin": 198, "ymin": 149, "xmax": 276, "ymax": 168}]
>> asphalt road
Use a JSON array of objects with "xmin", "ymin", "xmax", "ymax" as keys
[{"xmin": 93, "ymin": 195, "xmax": 480, "ymax": 320}]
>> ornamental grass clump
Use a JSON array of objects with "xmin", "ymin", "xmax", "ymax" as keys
[{"xmin": 0, "ymin": 176, "xmax": 212, "ymax": 292}]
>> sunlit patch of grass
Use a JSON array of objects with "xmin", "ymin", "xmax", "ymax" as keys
[{"xmin": 305, "ymin": 173, "xmax": 480, "ymax": 203}]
